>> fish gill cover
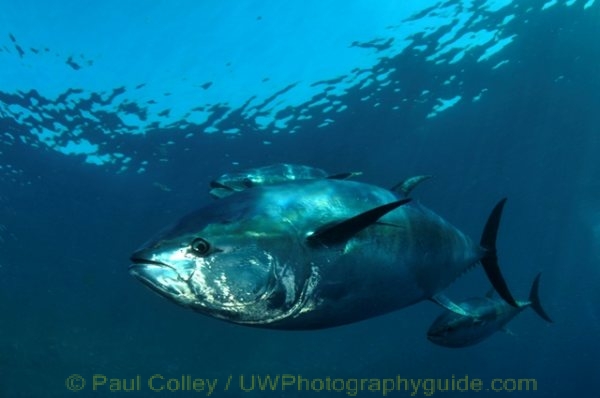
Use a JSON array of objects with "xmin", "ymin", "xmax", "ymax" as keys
[{"xmin": 1, "ymin": 0, "xmax": 593, "ymax": 182}]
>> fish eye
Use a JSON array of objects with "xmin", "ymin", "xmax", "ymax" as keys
[{"xmin": 190, "ymin": 238, "xmax": 211, "ymax": 256}]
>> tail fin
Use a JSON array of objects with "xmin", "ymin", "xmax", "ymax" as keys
[
  {"xmin": 529, "ymin": 273, "xmax": 553, "ymax": 323},
  {"xmin": 480, "ymin": 198, "xmax": 519, "ymax": 307}
]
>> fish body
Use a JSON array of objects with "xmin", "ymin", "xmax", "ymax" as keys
[
  {"xmin": 130, "ymin": 178, "xmax": 514, "ymax": 329},
  {"xmin": 427, "ymin": 274, "xmax": 552, "ymax": 347}
]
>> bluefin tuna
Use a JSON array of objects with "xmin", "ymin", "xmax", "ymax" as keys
[
  {"xmin": 209, "ymin": 163, "xmax": 361, "ymax": 199},
  {"xmin": 209, "ymin": 163, "xmax": 430, "ymax": 199},
  {"xmin": 427, "ymin": 273, "xmax": 553, "ymax": 348},
  {"xmin": 130, "ymin": 178, "xmax": 517, "ymax": 329}
]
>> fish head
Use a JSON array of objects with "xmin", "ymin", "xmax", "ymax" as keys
[
  {"xmin": 130, "ymin": 195, "xmax": 308, "ymax": 325},
  {"xmin": 209, "ymin": 175, "xmax": 254, "ymax": 198},
  {"xmin": 209, "ymin": 165, "xmax": 279, "ymax": 198},
  {"xmin": 426, "ymin": 311, "xmax": 483, "ymax": 348}
]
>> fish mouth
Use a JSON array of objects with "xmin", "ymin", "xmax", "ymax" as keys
[
  {"xmin": 129, "ymin": 260, "xmax": 195, "ymax": 303},
  {"xmin": 129, "ymin": 265, "xmax": 167, "ymax": 295},
  {"xmin": 209, "ymin": 181, "xmax": 234, "ymax": 190},
  {"xmin": 426, "ymin": 332, "xmax": 443, "ymax": 344},
  {"xmin": 209, "ymin": 181, "xmax": 237, "ymax": 199},
  {"xmin": 130, "ymin": 256, "xmax": 166, "ymax": 267}
]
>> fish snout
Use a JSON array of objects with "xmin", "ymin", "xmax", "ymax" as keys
[
  {"xmin": 129, "ymin": 262, "xmax": 195, "ymax": 301},
  {"xmin": 130, "ymin": 247, "xmax": 161, "ymax": 264}
]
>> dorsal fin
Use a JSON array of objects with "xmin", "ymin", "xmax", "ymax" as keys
[
  {"xmin": 306, "ymin": 199, "xmax": 411, "ymax": 247},
  {"xmin": 390, "ymin": 175, "xmax": 432, "ymax": 196}
]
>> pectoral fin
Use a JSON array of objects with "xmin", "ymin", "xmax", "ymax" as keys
[
  {"xmin": 306, "ymin": 198, "xmax": 411, "ymax": 247},
  {"xmin": 390, "ymin": 175, "xmax": 432, "ymax": 196},
  {"xmin": 431, "ymin": 294, "xmax": 473, "ymax": 317},
  {"xmin": 327, "ymin": 171, "xmax": 363, "ymax": 180}
]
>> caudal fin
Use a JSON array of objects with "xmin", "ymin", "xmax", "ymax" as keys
[
  {"xmin": 529, "ymin": 273, "xmax": 553, "ymax": 323},
  {"xmin": 480, "ymin": 198, "xmax": 519, "ymax": 307}
]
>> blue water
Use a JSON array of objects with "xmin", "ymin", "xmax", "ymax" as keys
[{"xmin": 1, "ymin": 1, "xmax": 599, "ymax": 396}]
